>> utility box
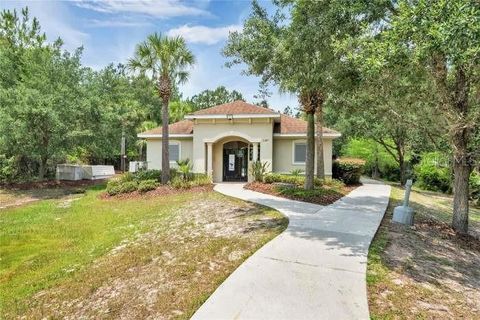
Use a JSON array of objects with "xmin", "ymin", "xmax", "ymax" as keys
[
  {"xmin": 82, "ymin": 165, "xmax": 115, "ymax": 180},
  {"xmin": 56, "ymin": 164, "xmax": 114, "ymax": 181},
  {"xmin": 56, "ymin": 164, "xmax": 84, "ymax": 181},
  {"xmin": 129, "ymin": 161, "xmax": 148, "ymax": 173}
]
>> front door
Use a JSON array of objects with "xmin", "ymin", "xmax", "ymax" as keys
[{"xmin": 223, "ymin": 141, "xmax": 248, "ymax": 182}]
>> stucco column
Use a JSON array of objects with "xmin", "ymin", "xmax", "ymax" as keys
[
  {"xmin": 207, "ymin": 142, "xmax": 213, "ymax": 176},
  {"xmin": 252, "ymin": 142, "xmax": 259, "ymax": 162}
]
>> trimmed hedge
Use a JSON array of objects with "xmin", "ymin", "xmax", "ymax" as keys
[
  {"xmin": 138, "ymin": 179, "xmax": 159, "ymax": 193},
  {"xmin": 263, "ymin": 173, "xmax": 323, "ymax": 187},
  {"xmin": 332, "ymin": 158, "xmax": 365, "ymax": 185}
]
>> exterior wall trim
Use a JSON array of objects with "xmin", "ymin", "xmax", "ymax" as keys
[
  {"xmin": 203, "ymin": 131, "xmax": 262, "ymax": 143},
  {"xmin": 138, "ymin": 134, "xmax": 193, "ymax": 138},
  {"xmin": 274, "ymin": 133, "xmax": 341, "ymax": 138}
]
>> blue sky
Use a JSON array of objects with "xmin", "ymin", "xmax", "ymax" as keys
[{"xmin": 0, "ymin": 0, "xmax": 298, "ymax": 111}]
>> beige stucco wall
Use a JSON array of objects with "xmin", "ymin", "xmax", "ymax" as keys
[
  {"xmin": 192, "ymin": 118, "xmax": 274, "ymax": 182},
  {"xmin": 146, "ymin": 138, "xmax": 193, "ymax": 170},
  {"xmin": 272, "ymin": 137, "xmax": 333, "ymax": 176}
]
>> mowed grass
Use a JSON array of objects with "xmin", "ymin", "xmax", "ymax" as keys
[
  {"xmin": 1, "ymin": 184, "xmax": 287, "ymax": 319},
  {"xmin": 0, "ymin": 184, "xmax": 199, "ymax": 314}
]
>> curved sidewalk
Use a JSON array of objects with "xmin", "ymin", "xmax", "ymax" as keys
[{"xmin": 192, "ymin": 179, "xmax": 391, "ymax": 320}]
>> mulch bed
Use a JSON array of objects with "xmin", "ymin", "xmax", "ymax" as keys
[
  {"xmin": 244, "ymin": 182, "xmax": 357, "ymax": 206},
  {"xmin": 100, "ymin": 184, "xmax": 214, "ymax": 200}
]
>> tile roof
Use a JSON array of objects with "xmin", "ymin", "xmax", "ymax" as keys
[
  {"xmin": 139, "ymin": 108, "xmax": 340, "ymax": 136},
  {"xmin": 191, "ymin": 100, "xmax": 278, "ymax": 115},
  {"xmin": 274, "ymin": 114, "xmax": 340, "ymax": 135},
  {"xmin": 140, "ymin": 120, "xmax": 193, "ymax": 135}
]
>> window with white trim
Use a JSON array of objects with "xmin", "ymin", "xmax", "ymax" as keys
[
  {"xmin": 293, "ymin": 142, "xmax": 307, "ymax": 164},
  {"xmin": 169, "ymin": 143, "xmax": 180, "ymax": 162}
]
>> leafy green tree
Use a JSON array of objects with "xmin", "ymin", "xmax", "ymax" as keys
[
  {"xmin": 224, "ymin": 0, "xmax": 380, "ymax": 189},
  {"xmin": 350, "ymin": 0, "xmax": 480, "ymax": 234},
  {"xmin": 169, "ymin": 99, "xmax": 193, "ymax": 122},
  {"xmin": 0, "ymin": 9, "xmax": 84, "ymax": 179},
  {"xmin": 188, "ymin": 85, "xmax": 243, "ymax": 110},
  {"xmin": 128, "ymin": 33, "xmax": 195, "ymax": 183}
]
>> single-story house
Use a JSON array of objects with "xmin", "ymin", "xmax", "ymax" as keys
[{"xmin": 138, "ymin": 100, "xmax": 341, "ymax": 182}]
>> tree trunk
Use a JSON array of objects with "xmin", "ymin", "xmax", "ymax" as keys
[
  {"xmin": 451, "ymin": 66, "xmax": 471, "ymax": 234},
  {"xmin": 38, "ymin": 155, "xmax": 47, "ymax": 180},
  {"xmin": 161, "ymin": 97, "xmax": 170, "ymax": 184},
  {"xmin": 305, "ymin": 111, "xmax": 315, "ymax": 190},
  {"xmin": 452, "ymin": 149, "xmax": 471, "ymax": 234},
  {"xmin": 159, "ymin": 74, "xmax": 171, "ymax": 184},
  {"xmin": 315, "ymin": 102, "xmax": 325, "ymax": 180}
]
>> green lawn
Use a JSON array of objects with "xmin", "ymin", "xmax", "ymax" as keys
[{"xmin": 1, "ymin": 184, "xmax": 287, "ymax": 318}]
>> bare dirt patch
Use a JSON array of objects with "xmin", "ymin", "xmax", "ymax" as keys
[
  {"xmin": 368, "ymin": 186, "xmax": 480, "ymax": 319},
  {"xmin": 17, "ymin": 191, "xmax": 287, "ymax": 320},
  {"xmin": 0, "ymin": 179, "xmax": 104, "ymax": 210}
]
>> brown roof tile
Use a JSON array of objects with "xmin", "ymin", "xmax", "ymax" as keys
[
  {"xmin": 192, "ymin": 100, "xmax": 278, "ymax": 115},
  {"xmin": 141, "ymin": 120, "xmax": 193, "ymax": 135},
  {"xmin": 274, "ymin": 114, "xmax": 340, "ymax": 135}
]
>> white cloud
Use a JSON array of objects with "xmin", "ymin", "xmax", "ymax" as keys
[
  {"xmin": 0, "ymin": 1, "xmax": 89, "ymax": 51},
  {"xmin": 74, "ymin": 0, "xmax": 211, "ymax": 18},
  {"xmin": 167, "ymin": 24, "xmax": 241, "ymax": 45},
  {"xmin": 86, "ymin": 18, "xmax": 151, "ymax": 28}
]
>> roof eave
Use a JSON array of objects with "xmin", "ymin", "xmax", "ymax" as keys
[
  {"xmin": 185, "ymin": 114, "xmax": 280, "ymax": 120},
  {"xmin": 137, "ymin": 134, "xmax": 193, "ymax": 138}
]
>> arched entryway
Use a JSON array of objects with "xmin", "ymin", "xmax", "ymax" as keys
[{"xmin": 222, "ymin": 141, "xmax": 249, "ymax": 182}]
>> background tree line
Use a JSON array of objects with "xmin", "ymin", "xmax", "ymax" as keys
[{"xmin": 0, "ymin": 8, "xmax": 244, "ymax": 182}]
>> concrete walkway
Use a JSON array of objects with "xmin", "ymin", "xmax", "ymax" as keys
[{"xmin": 192, "ymin": 179, "xmax": 391, "ymax": 320}]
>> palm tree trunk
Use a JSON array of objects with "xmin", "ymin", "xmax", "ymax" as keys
[
  {"xmin": 315, "ymin": 100, "xmax": 325, "ymax": 180},
  {"xmin": 161, "ymin": 97, "xmax": 170, "ymax": 184},
  {"xmin": 305, "ymin": 111, "xmax": 315, "ymax": 190},
  {"xmin": 159, "ymin": 75, "xmax": 171, "ymax": 184}
]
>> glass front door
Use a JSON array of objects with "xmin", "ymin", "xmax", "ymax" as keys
[{"xmin": 223, "ymin": 141, "xmax": 248, "ymax": 182}]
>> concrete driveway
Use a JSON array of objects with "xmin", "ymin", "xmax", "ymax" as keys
[{"xmin": 192, "ymin": 179, "xmax": 391, "ymax": 320}]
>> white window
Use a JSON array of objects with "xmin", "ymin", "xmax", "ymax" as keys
[
  {"xmin": 169, "ymin": 142, "xmax": 180, "ymax": 162},
  {"xmin": 293, "ymin": 141, "xmax": 306, "ymax": 164}
]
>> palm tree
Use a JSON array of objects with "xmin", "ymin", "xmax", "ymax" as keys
[{"xmin": 128, "ymin": 33, "xmax": 195, "ymax": 184}]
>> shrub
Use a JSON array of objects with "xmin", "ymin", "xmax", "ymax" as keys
[
  {"xmin": 137, "ymin": 179, "xmax": 159, "ymax": 193},
  {"xmin": 0, "ymin": 155, "xmax": 17, "ymax": 183},
  {"xmin": 323, "ymin": 178, "xmax": 345, "ymax": 189},
  {"xmin": 170, "ymin": 173, "xmax": 212, "ymax": 189},
  {"xmin": 470, "ymin": 170, "xmax": 480, "ymax": 206},
  {"xmin": 106, "ymin": 179, "xmax": 138, "ymax": 195},
  {"xmin": 263, "ymin": 173, "xmax": 305, "ymax": 186},
  {"xmin": 290, "ymin": 169, "xmax": 303, "ymax": 176},
  {"xmin": 176, "ymin": 159, "xmax": 193, "ymax": 181},
  {"xmin": 118, "ymin": 181, "xmax": 139, "ymax": 193},
  {"xmin": 333, "ymin": 158, "xmax": 365, "ymax": 185},
  {"xmin": 120, "ymin": 172, "xmax": 135, "ymax": 183},
  {"xmin": 414, "ymin": 152, "xmax": 451, "ymax": 193},
  {"xmin": 170, "ymin": 177, "xmax": 190, "ymax": 189},
  {"xmin": 134, "ymin": 169, "xmax": 161, "ymax": 182},
  {"xmin": 190, "ymin": 173, "xmax": 212, "ymax": 187},
  {"xmin": 250, "ymin": 161, "xmax": 269, "ymax": 182}
]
